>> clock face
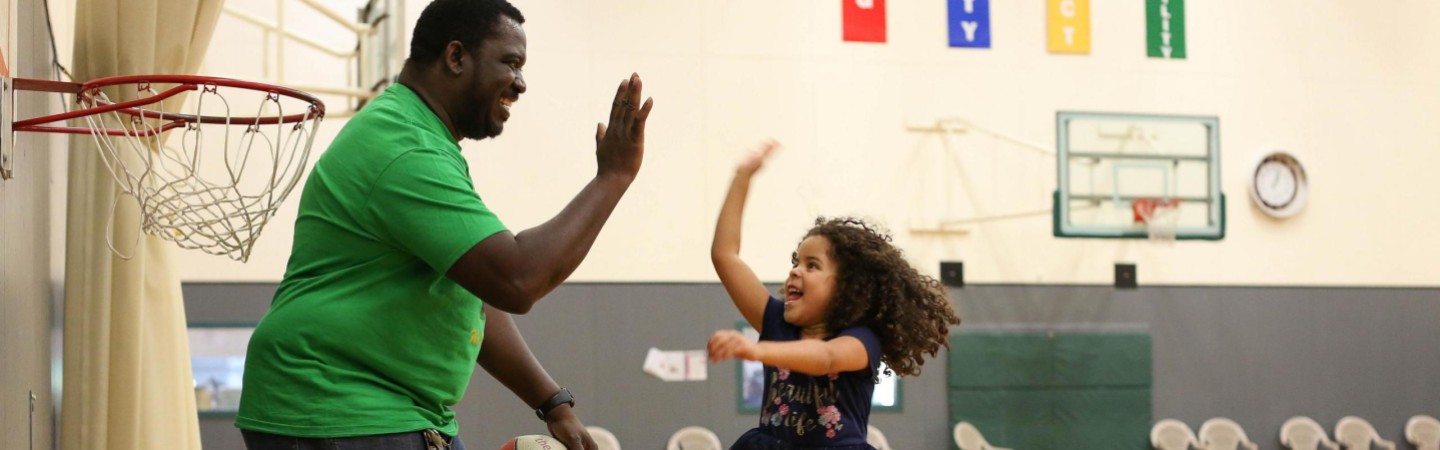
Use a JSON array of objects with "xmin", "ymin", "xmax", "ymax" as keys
[
  {"xmin": 1254, "ymin": 160, "xmax": 1298, "ymax": 208},
  {"xmin": 1249, "ymin": 151, "xmax": 1308, "ymax": 218}
]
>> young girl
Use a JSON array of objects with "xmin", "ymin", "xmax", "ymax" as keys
[{"xmin": 707, "ymin": 141, "xmax": 962, "ymax": 450}]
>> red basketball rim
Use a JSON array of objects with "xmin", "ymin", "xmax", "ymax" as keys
[{"xmin": 10, "ymin": 74, "xmax": 326, "ymax": 137}]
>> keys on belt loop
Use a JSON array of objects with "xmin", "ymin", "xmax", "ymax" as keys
[{"xmin": 423, "ymin": 429, "xmax": 451, "ymax": 450}]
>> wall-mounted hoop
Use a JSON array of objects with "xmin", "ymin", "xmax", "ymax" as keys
[{"xmin": 3, "ymin": 74, "xmax": 326, "ymax": 262}]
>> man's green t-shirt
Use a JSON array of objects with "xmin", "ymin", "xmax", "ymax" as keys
[{"xmin": 236, "ymin": 84, "xmax": 507, "ymax": 437}]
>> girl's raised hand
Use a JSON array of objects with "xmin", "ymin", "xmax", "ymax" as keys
[
  {"xmin": 708, "ymin": 329, "xmax": 761, "ymax": 363},
  {"xmin": 736, "ymin": 139, "xmax": 779, "ymax": 177}
]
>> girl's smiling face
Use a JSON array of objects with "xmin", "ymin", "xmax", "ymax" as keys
[{"xmin": 782, "ymin": 235, "xmax": 839, "ymax": 334}]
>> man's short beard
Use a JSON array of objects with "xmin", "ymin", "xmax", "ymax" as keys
[{"xmin": 458, "ymin": 118, "xmax": 499, "ymax": 141}]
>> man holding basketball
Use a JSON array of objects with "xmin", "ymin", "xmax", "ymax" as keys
[{"xmin": 236, "ymin": 1, "xmax": 653, "ymax": 449}]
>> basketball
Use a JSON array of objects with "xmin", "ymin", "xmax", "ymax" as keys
[{"xmin": 499, "ymin": 435, "xmax": 567, "ymax": 450}]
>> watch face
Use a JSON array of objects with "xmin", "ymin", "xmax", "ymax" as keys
[{"xmin": 1254, "ymin": 160, "xmax": 1298, "ymax": 208}]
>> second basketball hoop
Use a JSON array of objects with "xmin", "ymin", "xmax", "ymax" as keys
[{"xmin": 1132, "ymin": 197, "xmax": 1181, "ymax": 242}]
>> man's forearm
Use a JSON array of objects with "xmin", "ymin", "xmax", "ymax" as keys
[
  {"xmin": 478, "ymin": 305, "xmax": 562, "ymax": 409},
  {"xmin": 511, "ymin": 173, "xmax": 632, "ymax": 300}
]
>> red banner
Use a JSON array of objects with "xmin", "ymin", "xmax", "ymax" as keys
[{"xmin": 843, "ymin": 0, "xmax": 887, "ymax": 43}]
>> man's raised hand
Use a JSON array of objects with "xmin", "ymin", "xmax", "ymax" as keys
[{"xmin": 595, "ymin": 73, "xmax": 655, "ymax": 181}]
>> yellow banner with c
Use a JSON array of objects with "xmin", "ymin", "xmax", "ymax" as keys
[{"xmin": 1048, "ymin": 0, "xmax": 1091, "ymax": 54}]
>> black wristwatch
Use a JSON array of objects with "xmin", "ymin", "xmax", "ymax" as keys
[{"xmin": 534, "ymin": 388, "xmax": 575, "ymax": 421}]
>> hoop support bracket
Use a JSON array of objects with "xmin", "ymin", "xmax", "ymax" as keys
[
  {"xmin": 0, "ymin": 77, "xmax": 96, "ymax": 178},
  {"xmin": 1, "ymin": 77, "xmax": 13, "ymax": 179}
]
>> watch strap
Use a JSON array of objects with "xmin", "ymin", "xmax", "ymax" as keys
[{"xmin": 534, "ymin": 388, "xmax": 575, "ymax": 421}]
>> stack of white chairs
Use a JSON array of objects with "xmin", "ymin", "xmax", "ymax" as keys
[
  {"xmin": 1198, "ymin": 418, "xmax": 1258, "ymax": 450},
  {"xmin": 953, "ymin": 421, "xmax": 1012, "ymax": 450},
  {"xmin": 1152, "ymin": 419, "xmax": 1200, "ymax": 450},
  {"xmin": 585, "ymin": 426, "xmax": 621, "ymax": 450},
  {"xmin": 1280, "ymin": 417, "xmax": 1339, "ymax": 450},
  {"xmin": 1281, "ymin": 415, "xmax": 1410, "ymax": 450},
  {"xmin": 867, "ymin": 425, "xmax": 894, "ymax": 450},
  {"xmin": 1408, "ymin": 415, "xmax": 1440, "ymax": 450},
  {"xmin": 666, "ymin": 426, "xmax": 722, "ymax": 450},
  {"xmin": 1333, "ymin": 416, "xmax": 1395, "ymax": 450}
]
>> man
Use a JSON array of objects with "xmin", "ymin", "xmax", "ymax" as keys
[{"xmin": 236, "ymin": 1, "xmax": 653, "ymax": 449}]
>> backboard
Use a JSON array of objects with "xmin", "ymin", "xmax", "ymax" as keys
[{"xmin": 1053, "ymin": 111, "xmax": 1225, "ymax": 240}]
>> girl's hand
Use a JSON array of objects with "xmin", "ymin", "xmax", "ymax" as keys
[
  {"xmin": 735, "ymin": 139, "xmax": 779, "ymax": 177},
  {"xmin": 708, "ymin": 330, "xmax": 762, "ymax": 363}
]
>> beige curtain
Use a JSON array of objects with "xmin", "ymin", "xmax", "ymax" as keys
[{"xmin": 61, "ymin": 1, "xmax": 224, "ymax": 449}]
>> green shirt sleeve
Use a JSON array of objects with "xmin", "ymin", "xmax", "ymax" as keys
[{"xmin": 366, "ymin": 148, "xmax": 507, "ymax": 274}]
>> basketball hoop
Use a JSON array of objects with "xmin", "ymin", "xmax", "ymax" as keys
[
  {"xmin": 10, "ymin": 75, "xmax": 326, "ymax": 262},
  {"xmin": 1132, "ymin": 197, "xmax": 1181, "ymax": 242}
]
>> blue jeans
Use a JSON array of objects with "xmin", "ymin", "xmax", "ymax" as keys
[{"xmin": 241, "ymin": 430, "xmax": 466, "ymax": 450}]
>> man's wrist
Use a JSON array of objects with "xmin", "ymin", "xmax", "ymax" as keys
[
  {"xmin": 534, "ymin": 387, "xmax": 575, "ymax": 421},
  {"xmin": 541, "ymin": 401, "xmax": 575, "ymax": 423}
]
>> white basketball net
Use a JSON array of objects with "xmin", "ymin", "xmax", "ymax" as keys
[
  {"xmin": 1136, "ymin": 200, "xmax": 1180, "ymax": 242},
  {"xmin": 79, "ymin": 81, "xmax": 323, "ymax": 262}
]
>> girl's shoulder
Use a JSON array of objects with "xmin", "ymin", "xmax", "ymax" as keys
[{"xmin": 835, "ymin": 323, "xmax": 878, "ymax": 342}]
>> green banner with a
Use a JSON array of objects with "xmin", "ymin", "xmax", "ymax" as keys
[{"xmin": 1146, "ymin": 0, "xmax": 1185, "ymax": 59}]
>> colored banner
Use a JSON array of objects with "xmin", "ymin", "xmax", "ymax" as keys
[
  {"xmin": 1047, "ymin": 0, "xmax": 1090, "ymax": 54},
  {"xmin": 1147, "ymin": 0, "xmax": 1186, "ymax": 58},
  {"xmin": 948, "ymin": 0, "xmax": 991, "ymax": 48},
  {"xmin": 843, "ymin": 0, "xmax": 887, "ymax": 43}
]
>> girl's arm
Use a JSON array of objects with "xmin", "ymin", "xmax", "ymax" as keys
[
  {"xmin": 712, "ymin": 141, "xmax": 779, "ymax": 331},
  {"xmin": 707, "ymin": 330, "xmax": 870, "ymax": 377}
]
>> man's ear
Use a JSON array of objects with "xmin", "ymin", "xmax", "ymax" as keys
[{"xmin": 443, "ymin": 41, "xmax": 467, "ymax": 75}]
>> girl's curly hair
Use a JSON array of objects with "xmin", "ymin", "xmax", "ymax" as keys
[{"xmin": 798, "ymin": 217, "xmax": 961, "ymax": 378}]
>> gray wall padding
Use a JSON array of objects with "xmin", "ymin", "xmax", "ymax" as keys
[{"xmin": 186, "ymin": 283, "xmax": 1440, "ymax": 450}]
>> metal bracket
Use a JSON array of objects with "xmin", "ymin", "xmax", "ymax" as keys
[
  {"xmin": 29, "ymin": 390, "xmax": 37, "ymax": 450},
  {"xmin": 903, "ymin": 117, "xmax": 1061, "ymax": 235},
  {"xmin": 1, "ymin": 77, "xmax": 14, "ymax": 179},
  {"xmin": 904, "ymin": 117, "xmax": 1056, "ymax": 157}
]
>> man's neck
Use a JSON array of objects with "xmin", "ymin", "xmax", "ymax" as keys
[{"xmin": 397, "ymin": 66, "xmax": 462, "ymax": 142}]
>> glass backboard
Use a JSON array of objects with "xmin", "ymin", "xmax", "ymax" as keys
[{"xmin": 1053, "ymin": 111, "xmax": 1225, "ymax": 240}]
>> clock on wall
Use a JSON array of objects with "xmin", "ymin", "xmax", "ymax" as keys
[{"xmin": 1249, "ymin": 151, "xmax": 1308, "ymax": 218}]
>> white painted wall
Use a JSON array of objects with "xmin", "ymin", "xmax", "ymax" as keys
[{"xmin": 165, "ymin": 0, "xmax": 1438, "ymax": 286}]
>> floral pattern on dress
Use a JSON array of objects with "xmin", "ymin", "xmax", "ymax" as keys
[
  {"xmin": 817, "ymin": 405, "xmax": 842, "ymax": 426},
  {"xmin": 758, "ymin": 366, "xmax": 849, "ymax": 441}
]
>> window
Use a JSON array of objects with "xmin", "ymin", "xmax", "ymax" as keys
[{"xmin": 188, "ymin": 324, "xmax": 255, "ymax": 415}]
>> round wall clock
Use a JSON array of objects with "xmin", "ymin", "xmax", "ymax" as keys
[{"xmin": 1249, "ymin": 151, "xmax": 1308, "ymax": 218}]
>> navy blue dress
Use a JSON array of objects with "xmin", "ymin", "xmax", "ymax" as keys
[{"xmin": 731, "ymin": 297, "xmax": 882, "ymax": 450}]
